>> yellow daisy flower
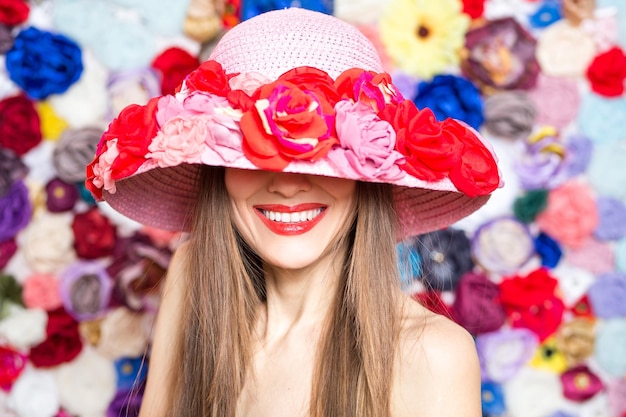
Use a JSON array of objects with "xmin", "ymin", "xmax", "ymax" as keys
[{"xmin": 379, "ymin": 0, "xmax": 470, "ymax": 79}]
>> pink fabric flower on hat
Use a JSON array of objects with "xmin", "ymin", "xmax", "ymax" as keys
[
  {"xmin": 536, "ymin": 181, "xmax": 599, "ymax": 248},
  {"xmin": 148, "ymin": 115, "xmax": 210, "ymax": 167},
  {"xmin": 328, "ymin": 101, "xmax": 405, "ymax": 181}
]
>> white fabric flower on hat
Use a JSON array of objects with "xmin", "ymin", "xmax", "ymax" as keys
[
  {"xmin": 56, "ymin": 347, "xmax": 116, "ymax": 417},
  {"xmin": 0, "ymin": 306, "xmax": 47, "ymax": 350},
  {"xmin": 503, "ymin": 366, "xmax": 567, "ymax": 417},
  {"xmin": 7, "ymin": 367, "xmax": 60, "ymax": 417},
  {"xmin": 96, "ymin": 307, "xmax": 151, "ymax": 359},
  {"xmin": 21, "ymin": 212, "xmax": 76, "ymax": 274}
]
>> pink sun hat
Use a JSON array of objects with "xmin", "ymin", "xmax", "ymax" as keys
[{"xmin": 86, "ymin": 8, "xmax": 503, "ymax": 239}]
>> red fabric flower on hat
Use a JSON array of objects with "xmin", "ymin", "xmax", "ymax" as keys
[
  {"xmin": 0, "ymin": 94, "xmax": 42, "ymax": 156},
  {"xmin": 0, "ymin": 0, "xmax": 30, "ymax": 26},
  {"xmin": 240, "ymin": 69, "xmax": 339, "ymax": 171},
  {"xmin": 86, "ymin": 96, "xmax": 160, "ymax": 199},
  {"xmin": 335, "ymin": 69, "xmax": 402, "ymax": 112},
  {"xmin": 499, "ymin": 267, "xmax": 565, "ymax": 341},
  {"xmin": 29, "ymin": 307, "xmax": 83, "ymax": 368},
  {"xmin": 586, "ymin": 46, "xmax": 626, "ymax": 97},
  {"xmin": 447, "ymin": 119, "xmax": 500, "ymax": 197},
  {"xmin": 72, "ymin": 207, "xmax": 117, "ymax": 259},
  {"xmin": 380, "ymin": 100, "xmax": 461, "ymax": 181},
  {"xmin": 184, "ymin": 60, "xmax": 234, "ymax": 96},
  {"xmin": 151, "ymin": 47, "xmax": 200, "ymax": 96}
]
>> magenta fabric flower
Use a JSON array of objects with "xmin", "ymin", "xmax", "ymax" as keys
[
  {"xmin": 462, "ymin": 17, "xmax": 539, "ymax": 91},
  {"xmin": 452, "ymin": 271, "xmax": 506, "ymax": 335},
  {"xmin": 327, "ymin": 101, "xmax": 405, "ymax": 181},
  {"xmin": 560, "ymin": 365, "xmax": 604, "ymax": 402}
]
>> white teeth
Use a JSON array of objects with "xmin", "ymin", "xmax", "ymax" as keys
[{"xmin": 261, "ymin": 208, "xmax": 323, "ymax": 223}]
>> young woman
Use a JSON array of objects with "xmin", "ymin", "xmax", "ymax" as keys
[{"xmin": 86, "ymin": 8, "xmax": 501, "ymax": 417}]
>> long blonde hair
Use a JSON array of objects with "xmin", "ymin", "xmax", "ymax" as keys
[{"xmin": 167, "ymin": 166, "xmax": 401, "ymax": 417}]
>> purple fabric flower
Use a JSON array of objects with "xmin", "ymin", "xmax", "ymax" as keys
[
  {"xmin": 594, "ymin": 196, "xmax": 626, "ymax": 241},
  {"xmin": 587, "ymin": 272, "xmax": 626, "ymax": 319},
  {"xmin": 59, "ymin": 260, "xmax": 113, "ymax": 321},
  {"xmin": 562, "ymin": 133, "xmax": 592, "ymax": 178},
  {"xmin": 45, "ymin": 178, "xmax": 79, "ymax": 213},
  {"xmin": 472, "ymin": 217, "xmax": 534, "ymax": 274},
  {"xmin": 106, "ymin": 385, "xmax": 144, "ymax": 417},
  {"xmin": 0, "ymin": 24, "xmax": 13, "ymax": 54},
  {"xmin": 514, "ymin": 130, "xmax": 570, "ymax": 190},
  {"xmin": 0, "ymin": 147, "xmax": 28, "ymax": 198},
  {"xmin": 452, "ymin": 271, "xmax": 506, "ymax": 335},
  {"xmin": 462, "ymin": 17, "xmax": 539, "ymax": 91},
  {"xmin": 476, "ymin": 328, "xmax": 538, "ymax": 382},
  {"xmin": 0, "ymin": 181, "xmax": 31, "ymax": 242}
]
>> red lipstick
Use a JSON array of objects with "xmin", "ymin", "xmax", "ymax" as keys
[{"xmin": 254, "ymin": 203, "xmax": 327, "ymax": 235}]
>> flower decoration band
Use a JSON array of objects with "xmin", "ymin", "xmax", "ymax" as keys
[{"xmin": 87, "ymin": 61, "xmax": 501, "ymax": 200}]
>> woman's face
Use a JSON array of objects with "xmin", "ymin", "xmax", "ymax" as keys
[{"xmin": 225, "ymin": 168, "xmax": 357, "ymax": 271}]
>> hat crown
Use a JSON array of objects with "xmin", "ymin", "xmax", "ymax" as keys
[{"xmin": 209, "ymin": 8, "xmax": 384, "ymax": 80}]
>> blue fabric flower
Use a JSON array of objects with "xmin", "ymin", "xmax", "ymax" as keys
[
  {"xmin": 534, "ymin": 232, "xmax": 562, "ymax": 269},
  {"xmin": 594, "ymin": 319, "xmax": 626, "ymax": 377},
  {"xmin": 529, "ymin": 1, "xmax": 562, "ymax": 29},
  {"xmin": 413, "ymin": 74, "xmax": 484, "ymax": 130},
  {"xmin": 578, "ymin": 93, "xmax": 626, "ymax": 145},
  {"xmin": 114, "ymin": 357, "xmax": 147, "ymax": 391},
  {"xmin": 481, "ymin": 380, "xmax": 506, "ymax": 416},
  {"xmin": 5, "ymin": 27, "xmax": 83, "ymax": 100},
  {"xmin": 241, "ymin": 1, "xmax": 333, "ymax": 21},
  {"xmin": 397, "ymin": 240, "xmax": 423, "ymax": 287}
]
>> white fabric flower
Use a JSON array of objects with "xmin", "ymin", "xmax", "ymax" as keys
[
  {"xmin": 334, "ymin": 0, "xmax": 391, "ymax": 24},
  {"xmin": 503, "ymin": 366, "xmax": 567, "ymax": 417},
  {"xmin": 21, "ymin": 212, "xmax": 76, "ymax": 274},
  {"xmin": 536, "ymin": 20, "xmax": 597, "ymax": 77},
  {"xmin": 96, "ymin": 307, "xmax": 150, "ymax": 359},
  {"xmin": 0, "ymin": 306, "xmax": 47, "ymax": 350},
  {"xmin": 551, "ymin": 262, "xmax": 595, "ymax": 307},
  {"xmin": 7, "ymin": 367, "xmax": 60, "ymax": 417},
  {"xmin": 56, "ymin": 347, "xmax": 116, "ymax": 417}
]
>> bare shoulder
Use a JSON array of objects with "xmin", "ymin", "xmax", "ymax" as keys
[{"xmin": 391, "ymin": 296, "xmax": 482, "ymax": 417}]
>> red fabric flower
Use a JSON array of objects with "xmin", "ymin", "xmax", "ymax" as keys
[
  {"xmin": 240, "ymin": 74, "xmax": 338, "ymax": 171},
  {"xmin": 0, "ymin": 0, "xmax": 29, "ymax": 26},
  {"xmin": 462, "ymin": 0, "xmax": 485, "ymax": 19},
  {"xmin": 335, "ymin": 69, "xmax": 401, "ymax": 112},
  {"xmin": 279, "ymin": 67, "xmax": 340, "ymax": 112},
  {"xmin": 151, "ymin": 47, "xmax": 200, "ymax": 96},
  {"xmin": 446, "ymin": 119, "xmax": 500, "ymax": 197},
  {"xmin": 184, "ymin": 60, "xmax": 234, "ymax": 95},
  {"xmin": 29, "ymin": 307, "xmax": 83, "ymax": 368},
  {"xmin": 0, "ymin": 94, "xmax": 42, "ymax": 156},
  {"xmin": 586, "ymin": 46, "xmax": 626, "ymax": 97},
  {"xmin": 380, "ymin": 100, "xmax": 462, "ymax": 181},
  {"xmin": 0, "ymin": 345, "xmax": 26, "ymax": 390},
  {"xmin": 72, "ymin": 207, "xmax": 117, "ymax": 259},
  {"xmin": 85, "ymin": 96, "xmax": 160, "ymax": 199},
  {"xmin": 499, "ymin": 267, "xmax": 565, "ymax": 341},
  {"xmin": 412, "ymin": 291, "xmax": 454, "ymax": 319}
]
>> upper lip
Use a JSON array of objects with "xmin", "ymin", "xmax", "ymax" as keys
[{"xmin": 254, "ymin": 203, "xmax": 328, "ymax": 213}]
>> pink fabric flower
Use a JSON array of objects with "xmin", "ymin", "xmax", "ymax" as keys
[
  {"xmin": 91, "ymin": 139, "xmax": 120, "ymax": 194},
  {"xmin": 565, "ymin": 239, "xmax": 615, "ymax": 276},
  {"xmin": 22, "ymin": 273, "xmax": 63, "ymax": 311},
  {"xmin": 536, "ymin": 181, "xmax": 599, "ymax": 248},
  {"xmin": 229, "ymin": 72, "xmax": 271, "ymax": 95},
  {"xmin": 155, "ymin": 93, "xmax": 231, "ymax": 126},
  {"xmin": 148, "ymin": 115, "xmax": 209, "ymax": 167},
  {"xmin": 327, "ymin": 101, "xmax": 405, "ymax": 181},
  {"xmin": 527, "ymin": 74, "xmax": 580, "ymax": 131}
]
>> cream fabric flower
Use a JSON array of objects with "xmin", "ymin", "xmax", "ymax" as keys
[
  {"xmin": 56, "ymin": 347, "xmax": 116, "ymax": 417},
  {"xmin": 7, "ymin": 367, "xmax": 60, "ymax": 417},
  {"xmin": 335, "ymin": 0, "xmax": 391, "ymax": 25},
  {"xmin": 96, "ymin": 307, "xmax": 151, "ymax": 359},
  {"xmin": 536, "ymin": 20, "xmax": 597, "ymax": 77},
  {"xmin": 0, "ymin": 306, "xmax": 47, "ymax": 350},
  {"xmin": 503, "ymin": 367, "xmax": 567, "ymax": 417},
  {"xmin": 21, "ymin": 212, "xmax": 76, "ymax": 274},
  {"xmin": 379, "ymin": 0, "xmax": 469, "ymax": 79}
]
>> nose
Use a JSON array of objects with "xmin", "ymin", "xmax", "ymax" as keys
[{"xmin": 267, "ymin": 172, "xmax": 312, "ymax": 198}]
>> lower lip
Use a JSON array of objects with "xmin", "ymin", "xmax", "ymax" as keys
[{"xmin": 255, "ymin": 209, "xmax": 326, "ymax": 236}]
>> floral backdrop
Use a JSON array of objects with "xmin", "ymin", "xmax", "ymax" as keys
[{"xmin": 1, "ymin": 0, "xmax": 625, "ymax": 416}]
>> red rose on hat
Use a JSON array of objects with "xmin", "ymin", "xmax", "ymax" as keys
[
  {"xmin": 279, "ymin": 67, "xmax": 340, "ymax": 111},
  {"xmin": 151, "ymin": 47, "xmax": 200, "ymax": 96},
  {"xmin": 0, "ymin": 0, "xmax": 29, "ymax": 26},
  {"xmin": 240, "ymin": 71, "xmax": 339, "ymax": 171},
  {"xmin": 499, "ymin": 267, "xmax": 565, "ymax": 341},
  {"xmin": 380, "ymin": 101, "xmax": 462, "ymax": 181},
  {"xmin": 72, "ymin": 207, "xmax": 117, "ymax": 259},
  {"xmin": 447, "ymin": 119, "xmax": 500, "ymax": 197},
  {"xmin": 185, "ymin": 60, "xmax": 234, "ymax": 95},
  {"xmin": 29, "ymin": 307, "xmax": 83, "ymax": 367},
  {"xmin": 0, "ymin": 94, "xmax": 42, "ymax": 156},
  {"xmin": 586, "ymin": 46, "xmax": 626, "ymax": 97}
]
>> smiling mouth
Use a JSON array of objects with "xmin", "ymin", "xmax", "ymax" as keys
[
  {"xmin": 254, "ymin": 204, "xmax": 328, "ymax": 235},
  {"xmin": 258, "ymin": 208, "xmax": 325, "ymax": 223}
]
